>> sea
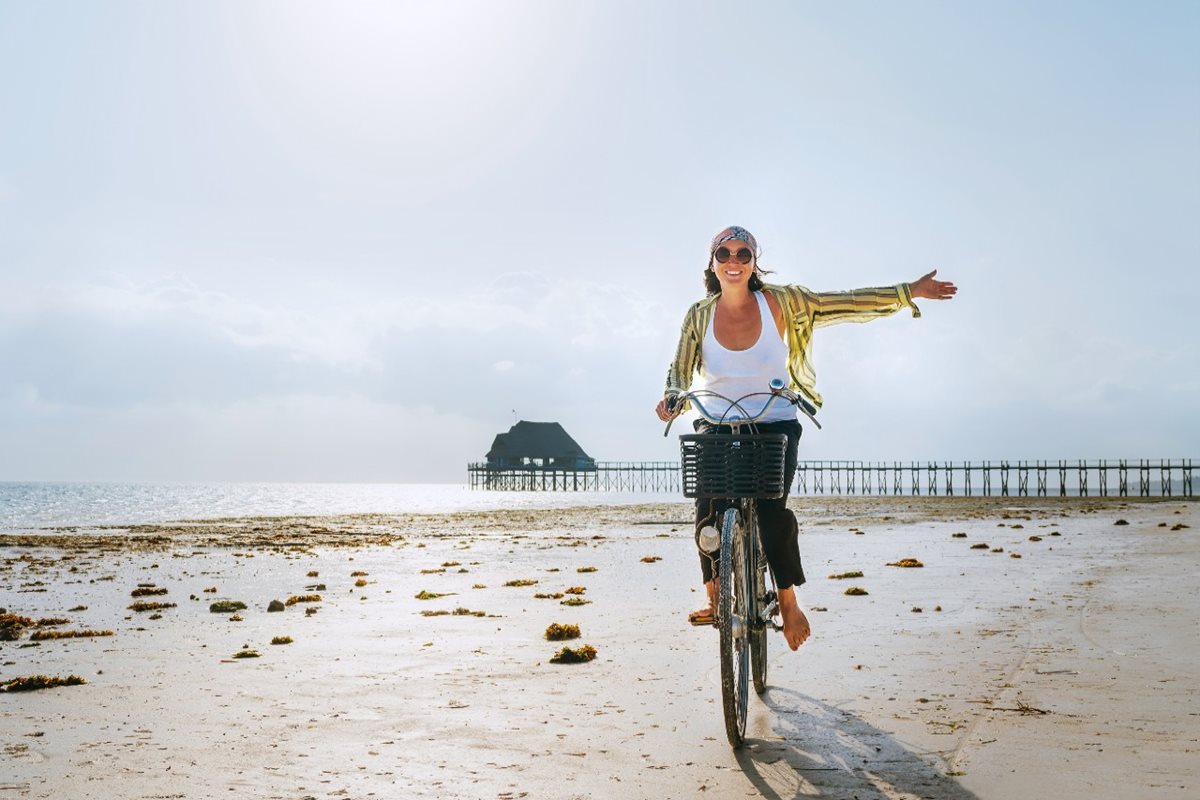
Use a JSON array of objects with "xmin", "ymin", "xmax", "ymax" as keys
[{"xmin": 0, "ymin": 482, "xmax": 679, "ymax": 533}]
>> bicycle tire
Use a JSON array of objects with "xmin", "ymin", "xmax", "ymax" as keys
[
  {"xmin": 750, "ymin": 513, "xmax": 769, "ymax": 695},
  {"xmin": 718, "ymin": 507, "xmax": 750, "ymax": 747}
]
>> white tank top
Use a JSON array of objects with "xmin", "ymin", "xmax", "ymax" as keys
[{"xmin": 698, "ymin": 291, "xmax": 796, "ymax": 423}]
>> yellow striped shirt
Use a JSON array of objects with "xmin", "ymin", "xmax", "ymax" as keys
[{"xmin": 664, "ymin": 283, "xmax": 920, "ymax": 410}]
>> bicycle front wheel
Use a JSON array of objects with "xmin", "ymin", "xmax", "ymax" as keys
[{"xmin": 718, "ymin": 506, "xmax": 751, "ymax": 747}]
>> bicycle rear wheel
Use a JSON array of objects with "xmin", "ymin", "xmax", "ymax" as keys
[
  {"xmin": 749, "ymin": 515, "xmax": 769, "ymax": 695},
  {"xmin": 718, "ymin": 507, "xmax": 750, "ymax": 747}
]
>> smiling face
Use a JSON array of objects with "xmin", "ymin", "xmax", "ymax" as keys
[{"xmin": 709, "ymin": 238, "xmax": 757, "ymax": 290}]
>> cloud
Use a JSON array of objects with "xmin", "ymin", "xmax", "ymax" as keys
[
  {"xmin": 0, "ymin": 271, "xmax": 679, "ymax": 479},
  {"xmin": 0, "ymin": 391, "xmax": 491, "ymax": 482}
]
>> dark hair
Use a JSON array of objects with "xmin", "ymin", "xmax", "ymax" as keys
[{"xmin": 704, "ymin": 255, "xmax": 773, "ymax": 295}]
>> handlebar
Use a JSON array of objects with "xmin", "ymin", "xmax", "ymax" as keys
[{"xmin": 663, "ymin": 379, "xmax": 821, "ymax": 437}]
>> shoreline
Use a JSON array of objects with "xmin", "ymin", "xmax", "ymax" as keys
[{"xmin": 2, "ymin": 494, "xmax": 1191, "ymax": 548}]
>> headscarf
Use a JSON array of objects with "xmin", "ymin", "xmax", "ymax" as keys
[{"xmin": 709, "ymin": 225, "xmax": 759, "ymax": 257}]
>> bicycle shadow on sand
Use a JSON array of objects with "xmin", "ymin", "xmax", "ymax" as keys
[{"xmin": 733, "ymin": 687, "xmax": 981, "ymax": 800}]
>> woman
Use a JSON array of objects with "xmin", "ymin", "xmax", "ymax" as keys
[{"xmin": 656, "ymin": 225, "xmax": 956, "ymax": 651}]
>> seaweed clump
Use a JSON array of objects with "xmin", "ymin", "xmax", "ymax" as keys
[
  {"xmin": 209, "ymin": 600, "xmax": 247, "ymax": 613},
  {"xmin": 285, "ymin": 595, "xmax": 321, "ymax": 606},
  {"xmin": 576, "ymin": 566, "xmax": 598, "ymax": 573},
  {"xmin": 129, "ymin": 601, "xmax": 177, "ymax": 612},
  {"xmin": 843, "ymin": 587, "xmax": 869, "ymax": 596},
  {"xmin": 231, "ymin": 649, "xmax": 260, "ymax": 659},
  {"xmin": 828, "ymin": 571, "xmax": 864, "ymax": 580},
  {"xmin": 130, "ymin": 587, "xmax": 168, "ymax": 597},
  {"xmin": 549, "ymin": 644, "xmax": 596, "ymax": 664},
  {"xmin": 420, "ymin": 607, "xmax": 486, "ymax": 618},
  {"xmin": 30, "ymin": 629, "xmax": 114, "ymax": 641},
  {"xmin": 504, "ymin": 579, "xmax": 538, "ymax": 587},
  {"xmin": 1, "ymin": 674, "xmax": 87, "ymax": 693},
  {"xmin": 415, "ymin": 590, "xmax": 453, "ymax": 600},
  {"xmin": 640, "ymin": 556, "xmax": 662, "ymax": 563},
  {"xmin": 1, "ymin": 613, "xmax": 34, "ymax": 641},
  {"xmin": 270, "ymin": 636, "xmax": 293, "ymax": 645},
  {"xmin": 886, "ymin": 559, "xmax": 924, "ymax": 568},
  {"xmin": 561, "ymin": 597, "xmax": 591, "ymax": 607},
  {"xmin": 534, "ymin": 592, "xmax": 565, "ymax": 599},
  {"xmin": 544, "ymin": 623, "xmax": 581, "ymax": 641}
]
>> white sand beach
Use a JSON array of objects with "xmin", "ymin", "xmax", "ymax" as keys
[{"xmin": 1, "ymin": 496, "xmax": 1196, "ymax": 799}]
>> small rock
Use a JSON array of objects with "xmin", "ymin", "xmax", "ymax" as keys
[{"xmin": 267, "ymin": 600, "xmax": 285, "ymax": 613}]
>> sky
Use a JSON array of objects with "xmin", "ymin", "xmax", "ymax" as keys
[{"xmin": 1, "ymin": 0, "xmax": 1198, "ymax": 483}]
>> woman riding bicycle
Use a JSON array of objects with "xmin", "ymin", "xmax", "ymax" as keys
[{"xmin": 656, "ymin": 225, "xmax": 956, "ymax": 651}]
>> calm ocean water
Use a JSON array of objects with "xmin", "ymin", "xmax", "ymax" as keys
[{"xmin": 0, "ymin": 482, "xmax": 679, "ymax": 532}]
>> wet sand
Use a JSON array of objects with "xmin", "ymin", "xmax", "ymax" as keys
[{"xmin": 1, "ymin": 496, "xmax": 1197, "ymax": 799}]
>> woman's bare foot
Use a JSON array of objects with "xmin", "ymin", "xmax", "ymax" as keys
[
  {"xmin": 688, "ymin": 579, "xmax": 719, "ymax": 624},
  {"xmin": 777, "ymin": 586, "xmax": 810, "ymax": 650},
  {"xmin": 688, "ymin": 602, "xmax": 715, "ymax": 624}
]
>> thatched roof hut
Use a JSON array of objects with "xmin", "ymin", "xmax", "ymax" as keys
[{"xmin": 486, "ymin": 421, "xmax": 596, "ymax": 470}]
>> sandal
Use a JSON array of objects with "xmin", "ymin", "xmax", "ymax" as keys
[{"xmin": 688, "ymin": 608, "xmax": 716, "ymax": 626}]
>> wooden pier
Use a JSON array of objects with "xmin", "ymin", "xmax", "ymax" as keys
[
  {"xmin": 468, "ymin": 462, "xmax": 679, "ymax": 492},
  {"xmin": 469, "ymin": 459, "xmax": 1195, "ymax": 497},
  {"xmin": 794, "ymin": 459, "xmax": 1194, "ymax": 497}
]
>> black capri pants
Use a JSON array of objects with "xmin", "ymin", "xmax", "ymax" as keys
[{"xmin": 693, "ymin": 418, "xmax": 806, "ymax": 591}]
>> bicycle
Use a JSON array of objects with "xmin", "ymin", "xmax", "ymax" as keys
[{"xmin": 663, "ymin": 378, "xmax": 820, "ymax": 747}]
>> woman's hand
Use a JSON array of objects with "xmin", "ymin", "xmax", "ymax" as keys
[
  {"xmin": 910, "ymin": 269, "xmax": 957, "ymax": 300},
  {"xmin": 655, "ymin": 396, "xmax": 680, "ymax": 421}
]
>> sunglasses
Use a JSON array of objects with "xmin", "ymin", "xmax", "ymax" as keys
[{"xmin": 713, "ymin": 246, "xmax": 754, "ymax": 265}]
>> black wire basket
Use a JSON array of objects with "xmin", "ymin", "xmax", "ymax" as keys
[{"xmin": 679, "ymin": 433, "xmax": 789, "ymax": 499}]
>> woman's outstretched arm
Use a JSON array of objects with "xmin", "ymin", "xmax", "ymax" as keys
[{"xmin": 802, "ymin": 270, "xmax": 956, "ymax": 328}]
